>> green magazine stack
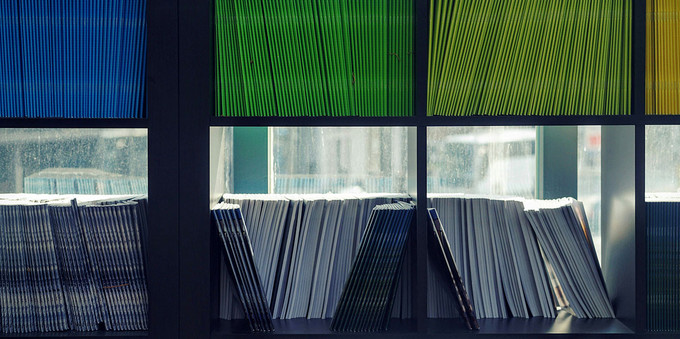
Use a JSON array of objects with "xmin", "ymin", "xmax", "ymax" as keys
[{"xmin": 215, "ymin": 0, "xmax": 413, "ymax": 117}]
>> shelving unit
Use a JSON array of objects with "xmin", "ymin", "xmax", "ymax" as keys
[
  {"xmin": 4, "ymin": 0, "xmax": 672, "ymax": 338},
  {"xmin": 166, "ymin": 0, "xmax": 671, "ymax": 338}
]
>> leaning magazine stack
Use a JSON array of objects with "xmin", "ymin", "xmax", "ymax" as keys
[
  {"xmin": 212, "ymin": 203, "xmax": 273, "ymax": 332},
  {"xmin": 0, "ymin": 194, "xmax": 149, "ymax": 333},
  {"xmin": 330, "ymin": 201, "xmax": 415, "ymax": 332},
  {"xmin": 427, "ymin": 208, "xmax": 478, "ymax": 330}
]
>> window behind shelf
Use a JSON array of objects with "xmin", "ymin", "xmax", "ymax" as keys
[
  {"xmin": 427, "ymin": 126, "xmax": 603, "ymax": 262},
  {"xmin": 427, "ymin": 126, "xmax": 537, "ymax": 198},
  {"xmin": 577, "ymin": 126, "xmax": 602, "ymax": 262},
  {"xmin": 0, "ymin": 129, "xmax": 147, "ymax": 194},
  {"xmin": 270, "ymin": 127, "xmax": 408, "ymax": 194},
  {"xmin": 646, "ymin": 125, "xmax": 680, "ymax": 193},
  {"xmin": 211, "ymin": 127, "xmax": 234, "ymax": 198}
]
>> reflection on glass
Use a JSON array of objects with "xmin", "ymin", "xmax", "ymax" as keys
[
  {"xmin": 646, "ymin": 125, "xmax": 680, "ymax": 193},
  {"xmin": 0, "ymin": 129, "xmax": 147, "ymax": 194},
  {"xmin": 272, "ymin": 127, "xmax": 408, "ymax": 194},
  {"xmin": 428, "ymin": 126, "xmax": 536, "ymax": 198},
  {"xmin": 577, "ymin": 126, "xmax": 601, "ymax": 261},
  {"xmin": 210, "ymin": 127, "xmax": 234, "ymax": 200}
]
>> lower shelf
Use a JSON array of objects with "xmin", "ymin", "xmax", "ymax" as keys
[
  {"xmin": 212, "ymin": 318, "xmax": 416, "ymax": 336},
  {"xmin": 426, "ymin": 311, "xmax": 633, "ymax": 335},
  {"xmin": 0, "ymin": 331, "xmax": 147, "ymax": 338},
  {"xmin": 212, "ymin": 311, "xmax": 634, "ymax": 337}
]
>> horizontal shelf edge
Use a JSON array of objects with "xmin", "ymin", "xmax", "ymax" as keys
[
  {"xmin": 0, "ymin": 331, "xmax": 147, "ymax": 338},
  {"xmin": 211, "ymin": 313, "xmax": 634, "ymax": 337},
  {"xmin": 209, "ymin": 115, "xmax": 680, "ymax": 127},
  {"xmin": 0, "ymin": 118, "xmax": 149, "ymax": 129},
  {"xmin": 210, "ymin": 116, "xmax": 421, "ymax": 127}
]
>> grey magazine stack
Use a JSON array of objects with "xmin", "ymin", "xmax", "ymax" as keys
[
  {"xmin": 428, "ymin": 194, "xmax": 613, "ymax": 320},
  {"xmin": 217, "ymin": 193, "xmax": 413, "ymax": 322},
  {"xmin": 0, "ymin": 194, "xmax": 149, "ymax": 333},
  {"xmin": 524, "ymin": 198, "xmax": 615, "ymax": 318},
  {"xmin": 330, "ymin": 201, "xmax": 415, "ymax": 332}
]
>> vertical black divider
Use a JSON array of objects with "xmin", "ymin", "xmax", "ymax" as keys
[
  {"xmin": 178, "ymin": 0, "xmax": 212, "ymax": 338},
  {"xmin": 413, "ymin": 0, "xmax": 429, "ymax": 332},
  {"xmin": 631, "ymin": 0, "xmax": 646, "ymax": 118},
  {"xmin": 148, "ymin": 0, "xmax": 180, "ymax": 338},
  {"xmin": 632, "ymin": 0, "xmax": 647, "ymax": 334},
  {"xmin": 414, "ymin": 125, "xmax": 428, "ymax": 332},
  {"xmin": 635, "ymin": 123, "xmax": 646, "ymax": 334}
]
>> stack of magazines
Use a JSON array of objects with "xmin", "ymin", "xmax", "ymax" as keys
[
  {"xmin": 524, "ymin": 198, "xmax": 615, "ymax": 318},
  {"xmin": 0, "ymin": 194, "xmax": 149, "ymax": 333},
  {"xmin": 0, "ymin": 0, "xmax": 147, "ymax": 118},
  {"xmin": 645, "ymin": 193, "xmax": 680, "ymax": 331},
  {"xmin": 330, "ymin": 202, "xmax": 415, "ymax": 332},
  {"xmin": 218, "ymin": 194, "xmax": 412, "ymax": 321},
  {"xmin": 429, "ymin": 194, "xmax": 613, "ymax": 319},
  {"xmin": 217, "ymin": 193, "xmax": 612, "ymax": 331},
  {"xmin": 428, "ymin": 195, "xmax": 556, "ymax": 319},
  {"xmin": 212, "ymin": 203, "xmax": 273, "ymax": 332}
]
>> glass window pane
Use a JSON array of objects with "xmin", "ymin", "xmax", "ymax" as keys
[
  {"xmin": 271, "ymin": 127, "xmax": 408, "ymax": 194},
  {"xmin": 210, "ymin": 127, "xmax": 234, "ymax": 200},
  {"xmin": 0, "ymin": 129, "xmax": 147, "ymax": 194},
  {"xmin": 646, "ymin": 125, "xmax": 680, "ymax": 193},
  {"xmin": 428, "ymin": 126, "xmax": 536, "ymax": 198},
  {"xmin": 577, "ymin": 126, "xmax": 601, "ymax": 261}
]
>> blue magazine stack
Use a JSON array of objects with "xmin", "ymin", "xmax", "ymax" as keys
[{"xmin": 0, "ymin": 0, "xmax": 147, "ymax": 118}]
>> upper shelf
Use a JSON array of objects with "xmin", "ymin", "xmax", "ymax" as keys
[
  {"xmin": 0, "ymin": 118, "xmax": 148, "ymax": 129},
  {"xmin": 211, "ymin": 114, "xmax": 680, "ymax": 127}
]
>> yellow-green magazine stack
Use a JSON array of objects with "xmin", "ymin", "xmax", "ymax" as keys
[
  {"xmin": 428, "ymin": 0, "xmax": 631, "ymax": 116},
  {"xmin": 647, "ymin": 0, "xmax": 680, "ymax": 115}
]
